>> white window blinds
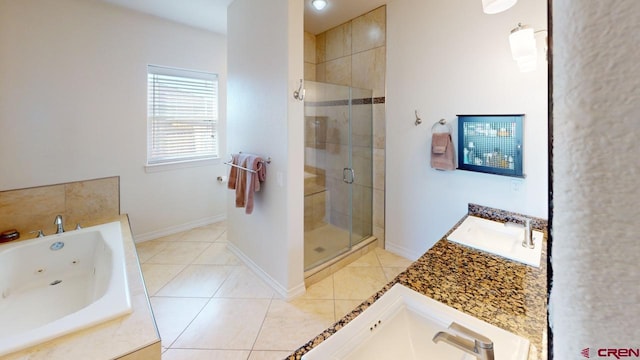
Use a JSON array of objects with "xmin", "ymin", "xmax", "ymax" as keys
[{"xmin": 147, "ymin": 65, "xmax": 219, "ymax": 165}]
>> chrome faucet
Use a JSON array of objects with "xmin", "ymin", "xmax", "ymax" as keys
[
  {"xmin": 54, "ymin": 215, "xmax": 65, "ymax": 234},
  {"xmin": 505, "ymin": 216, "xmax": 534, "ymax": 249},
  {"xmin": 433, "ymin": 322, "xmax": 494, "ymax": 360}
]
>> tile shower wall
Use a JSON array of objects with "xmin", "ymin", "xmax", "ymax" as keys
[
  {"xmin": 304, "ymin": 6, "xmax": 386, "ymax": 245},
  {"xmin": 0, "ymin": 177, "xmax": 120, "ymax": 240}
]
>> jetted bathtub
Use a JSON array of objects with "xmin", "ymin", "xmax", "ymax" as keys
[{"xmin": 0, "ymin": 221, "xmax": 132, "ymax": 356}]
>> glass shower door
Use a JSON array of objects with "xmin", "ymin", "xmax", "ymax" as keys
[
  {"xmin": 349, "ymin": 86, "xmax": 373, "ymax": 247},
  {"xmin": 303, "ymin": 81, "xmax": 373, "ymax": 271}
]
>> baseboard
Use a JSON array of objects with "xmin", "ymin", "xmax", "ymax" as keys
[
  {"xmin": 226, "ymin": 242, "xmax": 306, "ymax": 300},
  {"xmin": 385, "ymin": 241, "xmax": 423, "ymax": 262},
  {"xmin": 134, "ymin": 214, "xmax": 226, "ymax": 243}
]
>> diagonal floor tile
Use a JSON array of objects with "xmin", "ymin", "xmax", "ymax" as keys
[
  {"xmin": 146, "ymin": 242, "xmax": 212, "ymax": 265},
  {"xmin": 297, "ymin": 275, "xmax": 334, "ymax": 300},
  {"xmin": 214, "ymin": 266, "xmax": 275, "ymax": 299},
  {"xmin": 248, "ymin": 350, "xmax": 294, "ymax": 360},
  {"xmin": 383, "ymin": 266, "xmax": 407, "ymax": 282},
  {"xmin": 173, "ymin": 298, "xmax": 270, "ymax": 350},
  {"xmin": 333, "ymin": 266, "xmax": 388, "ymax": 300},
  {"xmin": 253, "ymin": 299, "xmax": 335, "ymax": 351},
  {"xmin": 193, "ymin": 243, "xmax": 241, "ymax": 265},
  {"xmin": 162, "ymin": 349, "xmax": 249, "ymax": 360},
  {"xmin": 150, "ymin": 297, "xmax": 209, "ymax": 348},
  {"xmin": 156, "ymin": 265, "xmax": 234, "ymax": 297},
  {"xmin": 177, "ymin": 226, "xmax": 226, "ymax": 242},
  {"xmin": 335, "ymin": 299, "xmax": 364, "ymax": 320},
  {"xmin": 374, "ymin": 247, "xmax": 413, "ymax": 268},
  {"xmin": 140, "ymin": 263, "xmax": 187, "ymax": 296},
  {"xmin": 135, "ymin": 240, "xmax": 170, "ymax": 263},
  {"xmin": 347, "ymin": 251, "xmax": 381, "ymax": 267}
]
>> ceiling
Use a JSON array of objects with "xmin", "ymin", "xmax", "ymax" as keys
[{"xmin": 99, "ymin": 0, "xmax": 387, "ymax": 35}]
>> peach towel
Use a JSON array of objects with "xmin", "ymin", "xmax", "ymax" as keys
[
  {"xmin": 227, "ymin": 153, "xmax": 267, "ymax": 214},
  {"xmin": 430, "ymin": 133, "xmax": 456, "ymax": 171}
]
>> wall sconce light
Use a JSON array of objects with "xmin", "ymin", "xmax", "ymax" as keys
[
  {"xmin": 509, "ymin": 23, "xmax": 538, "ymax": 72},
  {"xmin": 311, "ymin": 0, "xmax": 327, "ymax": 11},
  {"xmin": 482, "ymin": 0, "xmax": 517, "ymax": 14}
]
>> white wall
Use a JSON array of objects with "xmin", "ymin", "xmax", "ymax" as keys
[
  {"xmin": 551, "ymin": 0, "xmax": 640, "ymax": 357},
  {"xmin": 226, "ymin": 0, "xmax": 304, "ymax": 298},
  {"xmin": 386, "ymin": 0, "xmax": 548, "ymax": 259},
  {"xmin": 0, "ymin": 0, "xmax": 228, "ymax": 239}
]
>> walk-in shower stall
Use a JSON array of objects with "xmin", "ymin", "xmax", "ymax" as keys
[{"xmin": 303, "ymin": 81, "xmax": 373, "ymax": 271}]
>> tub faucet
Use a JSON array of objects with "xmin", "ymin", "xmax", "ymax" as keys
[
  {"xmin": 54, "ymin": 215, "xmax": 65, "ymax": 234},
  {"xmin": 433, "ymin": 322, "xmax": 494, "ymax": 360}
]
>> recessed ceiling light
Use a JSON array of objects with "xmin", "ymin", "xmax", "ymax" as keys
[{"xmin": 312, "ymin": 0, "xmax": 328, "ymax": 11}]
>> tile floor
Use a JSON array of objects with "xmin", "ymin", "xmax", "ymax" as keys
[{"xmin": 135, "ymin": 221, "xmax": 413, "ymax": 360}]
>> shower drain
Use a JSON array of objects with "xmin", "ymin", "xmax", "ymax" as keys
[
  {"xmin": 313, "ymin": 246, "xmax": 326, "ymax": 253},
  {"xmin": 49, "ymin": 280, "xmax": 62, "ymax": 286}
]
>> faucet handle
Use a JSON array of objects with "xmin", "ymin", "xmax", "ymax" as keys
[
  {"xmin": 30, "ymin": 230, "xmax": 46, "ymax": 238},
  {"xmin": 449, "ymin": 322, "xmax": 493, "ymax": 349}
]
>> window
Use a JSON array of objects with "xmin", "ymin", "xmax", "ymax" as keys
[{"xmin": 147, "ymin": 65, "xmax": 219, "ymax": 165}]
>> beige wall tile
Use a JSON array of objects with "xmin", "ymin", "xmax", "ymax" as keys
[
  {"xmin": 351, "ymin": 104, "xmax": 373, "ymax": 148},
  {"xmin": 352, "ymin": 145, "xmax": 372, "ymax": 187},
  {"xmin": 373, "ymin": 148, "xmax": 385, "ymax": 191},
  {"xmin": 373, "ymin": 189, "xmax": 384, "ymax": 229},
  {"xmin": 325, "ymin": 56, "xmax": 352, "ymax": 87},
  {"xmin": 0, "ymin": 184, "xmax": 65, "ymax": 237},
  {"xmin": 304, "ymin": 31, "xmax": 316, "ymax": 64},
  {"xmin": 373, "ymin": 225, "xmax": 385, "ymax": 247},
  {"xmin": 352, "ymin": 46, "xmax": 386, "ymax": 98},
  {"xmin": 373, "ymin": 103, "xmax": 386, "ymax": 149},
  {"xmin": 304, "ymin": 62, "xmax": 316, "ymax": 81},
  {"xmin": 0, "ymin": 177, "xmax": 119, "ymax": 239},
  {"xmin": 315, "ymin": 62, "xmax": 326, "ymax": 82},
  {"xmin": 325, "ymin": 23, "xmax": 351, "ymax": 61},
  {"xmin": 315, "ymin": 32, "xmax": 326, "ymax": 63},
  {"xmin": 352, "ymin": 6, "xmax": 386, "ymax": 54},
  {"xmin": 65, "ymin": 177, "xmax": 119, "ymax": 227}
]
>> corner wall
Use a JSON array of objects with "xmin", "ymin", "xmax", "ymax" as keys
[
  {"xmin": 226, "ymin": 0, "xmax": 305, "ymax": 298},
  {"xmin": 386, "ymin": 0, "xmax": 548, "ymax": 259},
  {"xmin": 0, "ymin": 0, "xmax": 228, "ymax": 239}
]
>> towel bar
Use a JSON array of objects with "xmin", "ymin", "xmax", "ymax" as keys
[{"xmin": 225, "ymin": 154, "xmax": 271, "ymax": 174}]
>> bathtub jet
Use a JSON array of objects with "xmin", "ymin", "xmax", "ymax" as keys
[{"xmin": 0, "ymin": 221, "xmax": 132, "ymax": 356}]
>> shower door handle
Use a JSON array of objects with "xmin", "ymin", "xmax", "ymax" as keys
[{"xmin": 343, "ymin": 168, "xmax": 355, "ymax": 184}]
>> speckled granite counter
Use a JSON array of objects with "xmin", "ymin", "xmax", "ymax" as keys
[{"xmin": 288, "ymin": 204, "xmax": 548, "ymax": 360}]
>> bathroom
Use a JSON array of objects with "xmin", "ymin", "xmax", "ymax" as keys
[{"xmin": 1, "ymin": 0, "xmax": 638, "ymax": 359}]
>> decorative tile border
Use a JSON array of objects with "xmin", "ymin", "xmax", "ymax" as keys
[{"xmin": 305, "ymin": 96, "xmax": 385, "ymax": 107}]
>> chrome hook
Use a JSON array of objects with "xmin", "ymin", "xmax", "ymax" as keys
[
  {"xmin": 293, "ymin": 79, "xmax": 305, "ymax": 101},
  {"xmin": 415, "ymin": 110, "xmax": 422, "ymax": 126}
]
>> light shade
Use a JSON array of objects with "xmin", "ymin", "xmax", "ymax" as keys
[
  {"xmin": 482, "ymin": 0, "xmax": 517, "ymax": 14},
  {"xmin": 509, "ymin": 24, "xmax": 538, "ymax": 72},
  {"xmin": 312, "ymin": 0, "xmax": 327, "ymax": 11}
]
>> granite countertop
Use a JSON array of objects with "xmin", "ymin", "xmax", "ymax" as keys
[{"xmin": 288, "ymin": 205, "xmax": 548, "ymax": 360}]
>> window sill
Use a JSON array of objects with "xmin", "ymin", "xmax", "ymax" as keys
[{"xmin": 144, "ymin": 158, "xmax": 221, "ymax": 173}]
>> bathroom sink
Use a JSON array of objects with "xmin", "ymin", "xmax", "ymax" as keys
[
  {"xmin": 302, "ymin": 283, "xmax": 530, "ymax": 360},
  {"xmin": 447, "ymin": 216, "xmax": 543, "ymax": 268}
]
